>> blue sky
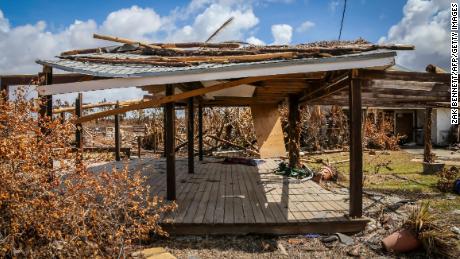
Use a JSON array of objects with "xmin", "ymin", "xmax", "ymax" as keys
[{"xmin": 1, "ymin": 0, "xmax": 407, "ymax": 44}]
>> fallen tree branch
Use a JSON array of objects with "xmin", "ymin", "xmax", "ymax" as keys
[{"xmin": 206, "ymin": 135, "xmax": 260, "ymax": 156}]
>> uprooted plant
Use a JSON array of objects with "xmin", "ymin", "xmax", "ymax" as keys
[
  {"xmin": 0, "ymin": 89, "xmax": 176, "ymax": 258},
  {"xmin": 403, "ymin": 202, "xmax": 459, "ymax": 258}
]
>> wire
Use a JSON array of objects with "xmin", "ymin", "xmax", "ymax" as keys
[{"xmin": 338, "ymin": 0, "xmax": 347, "ymax": 41}]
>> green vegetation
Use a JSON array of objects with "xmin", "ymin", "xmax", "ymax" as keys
[{"xmin": 305, "ymin": 150, "xmax": 460, "ymax": 222}]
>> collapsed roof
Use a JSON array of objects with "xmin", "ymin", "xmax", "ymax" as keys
[
  {"xmin": 37, "ymin": 36, "xmax": 409, "ymax": 79},
  {"xmin": 27, "ymin": 34, "xmax": 451, "ymax": 122}
]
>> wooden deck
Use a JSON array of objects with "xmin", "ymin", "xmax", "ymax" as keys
[{"xmin": 92, "ymin": 157, "xmax": 368, "ymax": 235}]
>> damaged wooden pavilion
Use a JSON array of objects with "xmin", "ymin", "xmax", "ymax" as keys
[{"xmin": 1, "ymin": 35, "xmax": 450, "ymax": 235}]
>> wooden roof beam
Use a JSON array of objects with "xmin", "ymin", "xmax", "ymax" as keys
[
  {"xmin": 299, "ymin": 71, "xmax": 350, "ymax": 103},
  {"xmin": 309, "ymin": 99, "xmax": 450, "ymax": 108},
  {"xmin": 76, "ymin": 75, "xmax": 286, "ymax": 123},
  {"xmin": 356, "ymin": 69, "xmax": 449, "ymax": 83},
  {"xmin": 0, "ymin": 74, "xmax": 108, "ymax": 86},
  {"xmin": 203, "ymin": 97, "xmax": 281, "ymax": 107}
]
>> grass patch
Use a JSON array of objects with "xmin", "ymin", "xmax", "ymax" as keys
[
  {"xmin": 305, "ymin": 150, "xmax": 460, "ymax": 224},
  {"xmin": 304, "ymin": 150, "xmax": 451, "ymax": 195}
]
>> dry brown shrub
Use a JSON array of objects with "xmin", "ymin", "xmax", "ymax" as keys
[
  {"xmin": 203, "ymin": 107, "xmax": 256, "ymax": 150},
  {"xmin": 280, "ymin": 105, "xmax": 348, "ymax": 151},
  {"xmin": 437, "ymin": 166, "xmax": 460, "ymax": 193},
  {"xmin": 0, "ymin": 89, "xmax": 176, "ymax": 258},
  {"xmin": 364, "ymin": 116, "xmax": 402, "ymax": 150},
  {"xmin": 142, "ymin": 107, "xmax": 258, "ymax": 154}
]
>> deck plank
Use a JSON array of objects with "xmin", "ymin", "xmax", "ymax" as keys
[
  {"xmin": 214, "ymin": 161, "xmax": 226, "ymax": 224},
  {"xmin": 232, "ymin": 165, "xmax": 245, "ymax": 223},
  {"xmin": 192, "ymin": 162, "xmax": 214, "ymax": 224},
  {"xmin": 203, "ymin": 162, "xmax": 220, "ymax": 224},
  {"xmin": 235, "ymin": 164, "xmax": 255, "ymax": 223},
  {"xmin": 250, "ymin": 163, "xmax": 276, "ymax": 223},
  {"xmin": 223, "ymin": 164, "xmax": 234, "ymax": 224},
  {"xmin": 241, "ymin": 164, "xmax": 266, "ymax": 223},
  {"xmin": 90, "ymin": 157, "xmax": 366, "ymax": 235},
  {"xmin": 174, "ymin": 163, "xmax": 203, "ymax": 223}
]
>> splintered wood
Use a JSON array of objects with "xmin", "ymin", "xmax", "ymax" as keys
[{"xmin": 58, "ymin": 34, "xmax": 414, "ymax": 66}]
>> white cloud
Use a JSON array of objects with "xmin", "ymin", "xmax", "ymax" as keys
[
  {"xmin": 0, "ymin": 3, "xmax": 265, "ymax": 102},
  {"xmin": 101, "ymin": 6, "xmax": 162, "ymax": 41},
  {"xmin": 167, "ymin": 3, "xmax": 259, "ymax": 42},
  {"xmin": 379, "ymin": 0, "xmax": 450, "ymax": 71},
  {"xmin": 329, "ymin": 0, "xmax": 340, "ymax": 12},
  {"xmin": 297, "ymin": 20, "xmax": 315, "ymax": 33},
  {"xmin": 271, "ymin": 24, "xmax": 292, "ymax": 45},
  {"xmin": 246, "ymin": 36, "xmax": 265, "ymax": 45},
  {"xmin": 0, "ymin": 10, "xmax": 9, "ymax": 33},
  {"xmin": 0, "ymin": 6, "xmax": 163, "ymax": 75}
]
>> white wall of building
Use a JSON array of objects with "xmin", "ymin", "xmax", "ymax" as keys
[{"xmin": 433, "ymin": 108, "xmax": 452, "ymax": 146}]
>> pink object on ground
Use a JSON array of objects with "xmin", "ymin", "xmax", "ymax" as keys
[{"xmin": 382, "ymin": 229, "xmax": 422, "ymax": 253}]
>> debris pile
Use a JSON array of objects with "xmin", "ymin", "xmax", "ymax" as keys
[
  {"xmin": 58, "ymin": 34, "xmax": 413, "ymax": 67},
  {"xmin": 274, "ymin": 161, "xmax": 314, "ymax": 179}
]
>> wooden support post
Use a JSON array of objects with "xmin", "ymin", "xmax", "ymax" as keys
[
  {"xmin": 198, "ymin": 104, "xmax": 204, "ymax": 161},
  {"xmin": 288, "ymin": 94, "xmax": 301, "ymax": 168},
  {"xmin": 163, "ymin": 108, "xmax": 167, "ymax": 157},
  {"xmin": 423, "ymin": 65, "xmax": 441, "ymax": 164},
  {"xmin": 187, "ymin": 98, "xmax": 195, "ymax": 174},
  {"xmin": 75, "ymin": 93, "xmax": 83, "ymax": 150},
  {"xmin": 165, "ymin": 85, "xmax": 176, "ymax": 200},
  {"xmin": 349, "ymin": 70, "xmax": 363, "ymax": 218},
  {"xmin": 39, "ymin": 66, "xmax": 53, "ymax": 133},
  {"xmin": 137, "ymin": 136, "xmax": 142, "ymax": 158},
  {"xmin": 115, "ymin": 101, "xmax": 121, "ymax": 161},
  {"xmin": 423, "ymin": 108, "xmax": 433, "ymax": 163}
]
